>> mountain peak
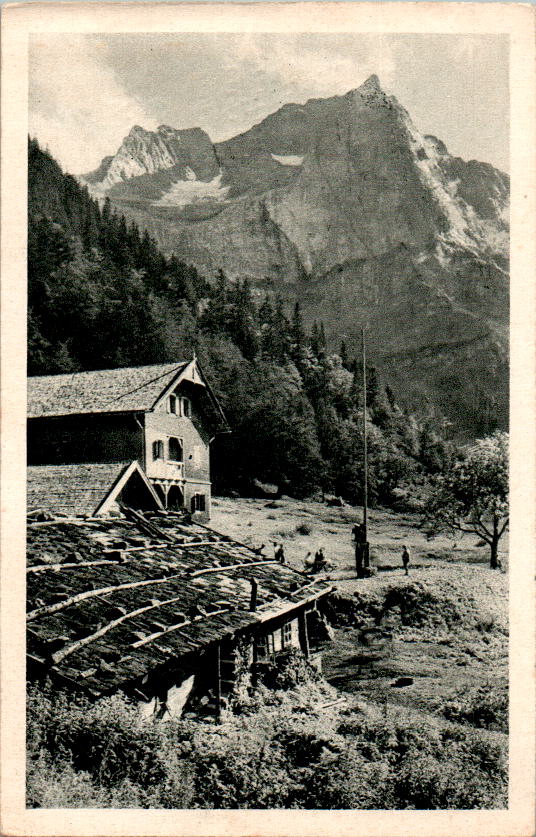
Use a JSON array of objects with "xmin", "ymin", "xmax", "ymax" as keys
[
  {"xmin": 360, "ymin": 73, "xmax": 381, "ymax": 91},
  {"xmin": 129, "ymin": 125, "xmax": 149, "ymax": 137},
  {"xmin": 157, "ymin": 124, "xmax": 177, "ymax": 135}
]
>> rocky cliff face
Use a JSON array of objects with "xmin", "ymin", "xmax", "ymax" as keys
[
  {"xmin": 83, "ymin": 124, "xmax": 222, "ymax": 202},
  {"xmin": 83, "ymin": 76, "xmax": 509, "ymax": 435}
]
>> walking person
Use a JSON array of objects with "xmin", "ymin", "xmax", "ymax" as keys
[{"xmin": 402, "ymin": 545, "xmax": 410, "ymax": 576}]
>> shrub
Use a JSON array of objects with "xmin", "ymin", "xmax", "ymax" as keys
[
  {"xmin": 321, "ymin": 591, "xmax": 383, "ymax": 628},
  {"xmin": 27, "ymin": 684, "xmax": 195, "ymax": 807},
  {"xmin": 255, "ymin": 649, "xmax": 322, "ymax": 691},
  {"xmin": 336, "ymin": 708, "xmax": 507, "ymax": 809},
  {"xmin": 439, "ymin": 682, "xmax": 508, "ymax": 732},
  {"xmin": 27, "ymin": 681, "xmax": 507, "ymax": 810},
  {"xmin": 296, "ymin": 523, "xmax": 313, "ymax": 535},
  {"xmin": 382, "ymin": 582, "xmax": 462, "ymax": 629}
]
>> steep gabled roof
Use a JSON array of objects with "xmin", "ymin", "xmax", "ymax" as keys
[
  {"xmin": 27, "ymin": 461, "xmax": 163, "ymax": 518},
  {"xmin": 27, "ymin": 510, "xmax": 333, "ymax": 697},
  {"xmin": 28, "ymin": 362, "xmax": 189, "ymax": 418}
]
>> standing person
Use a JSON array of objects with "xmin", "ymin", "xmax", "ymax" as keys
[
  {"xmin": 353, "ymin": 523, "xmax": 366, "ymax": 578},
  {"xmin": 275, "ymin": 543, "xmax": 286, "ymax": 564},
  {"xmin": 402, "ymin": 545, "xmax": 410, "ymax": 576}
]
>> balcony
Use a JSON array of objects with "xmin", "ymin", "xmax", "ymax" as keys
[{"xmin": 147, "ymin": 459, "xmax": 184, "ymax": 480}]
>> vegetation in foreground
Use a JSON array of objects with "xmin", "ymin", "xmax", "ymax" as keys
[
  {"xmin": 27, "ymin": 673, "xmax": 507, "ymax": 810},
  {"xmin": 27, "ymin": 498, "xmax": 509, "ymax": 810}
]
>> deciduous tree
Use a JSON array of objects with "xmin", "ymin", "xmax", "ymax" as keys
[{"xmin": 424, "ymin": 432, "xmax": 508, "ymax": 568}]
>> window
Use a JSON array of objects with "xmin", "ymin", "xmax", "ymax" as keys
[
  {"xmin": 281, "ymin": 622, "xmax": 293, "ymax": 648},
  {"xmin": 181, "ymin": 397, "xmax": 191, "ymax": 418},
  {"xmin": 168, "ymin": 394, "xmax": 177, "ymax": 414},
  {"xmin": 152, "ymin": 440, "xmax": 164, "ymax": 460},
  {"xmin": 256, "ymin": 633, "xmax": 275, "ymax": 659},
  {"xmin": 191, "ymin": 493, "xmax": 206, "ymax": 513},
  {"xmin": 168, "ymin": 437, "xmax": 183, "ymax": 462}
]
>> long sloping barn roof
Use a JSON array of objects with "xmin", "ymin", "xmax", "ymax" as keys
[
  {"xmin": 27, "ymin": 510, "xmax": 332, "ymax": 697},
  {"xmin": 28, "ymin": 362, "xmax": 188, "ymax": 418}
]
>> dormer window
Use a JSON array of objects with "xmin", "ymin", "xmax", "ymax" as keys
[
  {"xmin": 167, "ymin": 393, "xmax": 191, "ymax": 418},
  {"xmin": 181, "ymin": 397, "xmax": 191, "ymax": 418}
]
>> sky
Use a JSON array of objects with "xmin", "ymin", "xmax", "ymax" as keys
[{"xmin": 29, "ymin": 33, "xmax": 509, "ymax": 175}]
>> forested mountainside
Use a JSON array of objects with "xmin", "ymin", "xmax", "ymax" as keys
[
  {"xmin": 28, "ymin": 138, "xmax": 457, "ymax": 505},
  {"xmin": 83, "ymin": 75, "xmax": 509, "ymax": 438}
]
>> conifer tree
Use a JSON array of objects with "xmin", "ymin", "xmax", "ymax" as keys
[
  {"xmin": 340, "ymin": 340, "xmax": 350, "ymax": 370},
  {"xmin": 290, "ymin": 301, "xmax": 306, "ymax": 367}
]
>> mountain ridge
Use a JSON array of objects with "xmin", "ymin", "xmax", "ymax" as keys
[{"xmin": 79, "ymin": 75, "xmax": 509, "ymax": 436}]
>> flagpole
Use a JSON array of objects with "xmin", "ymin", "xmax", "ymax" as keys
[{"xmin": 362, "ymin": 327, "xmax": 368, "ymax": 541}]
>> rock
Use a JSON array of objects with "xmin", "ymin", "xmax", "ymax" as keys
[
  {"xmin": 325, "ymin": 495, "xmax": 344, "ymax": 507},
  {"xmin": 252, "ymin": 479, "xmax": 279, "ymax": 498},
  {"xmin": 391, "ymin": 677, "xmax": 414, "ymax": 688},
  {"xmin": 86, "ymin": 74, "xmax": 509, "ymax": 436}
]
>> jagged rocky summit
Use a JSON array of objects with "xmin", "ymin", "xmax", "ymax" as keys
[{"xmin": 81, "ymin": 75, "xmax": 509, "ymax": 436}]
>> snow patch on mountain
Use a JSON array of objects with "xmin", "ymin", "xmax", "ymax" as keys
[
  {"xmin": 271, "ymin": 153, "xmax": 304, "ymax": 167},
  {"xmin": 154, "ymin": 172, "xmax": 229, "ymax": 207}
]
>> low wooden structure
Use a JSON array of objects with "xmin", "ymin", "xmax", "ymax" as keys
[{"xmin": 27, "ymin": 508, "xmax": 333, "ymax": 719}]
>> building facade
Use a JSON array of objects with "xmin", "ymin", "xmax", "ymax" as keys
[{"xmin": 27, "ymin": 359, "xmax": 228, "ymax": 521}]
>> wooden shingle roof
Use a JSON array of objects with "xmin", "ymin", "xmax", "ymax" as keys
[
  {"xmin": 27, "ymin": 510, "xmax": 333, "ymax": 697},
  {"xmin": 27, "ymin": 362, "xmax": 188, "ymax": 418},
  {"xmin": 27, "ymin": 462, "xmax": 163, "ymax": 518}
]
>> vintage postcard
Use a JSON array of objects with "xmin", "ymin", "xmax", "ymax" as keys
[{"xmin": 1, "ymin": 2, "xmax": 535, "ymax": 836}]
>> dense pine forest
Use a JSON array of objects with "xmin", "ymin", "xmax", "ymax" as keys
[{"xmin": 28, "ymin": 137, "xmax": 453, "ymax": 504}]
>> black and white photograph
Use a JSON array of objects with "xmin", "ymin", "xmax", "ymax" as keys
[{"xmin": 1, "ymin": 2, "xmax": 535, "ymax": 835}]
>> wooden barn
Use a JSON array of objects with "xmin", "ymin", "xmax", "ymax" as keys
[
  {"xmin": 27, "ymin": 508, "xmax": 333, "ymax": 719},
  {"xmin": 27, "ymin": 359, "xmax": 228, "ymax": 522}
]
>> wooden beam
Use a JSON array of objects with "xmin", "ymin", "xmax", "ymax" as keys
[
  {"xmin": 190, "ymin": 560, "xmax": 278, "ymax": 578},
  {"xmin": 299, "ymin": 610, "xmax": 310, "ymax": 659},
  {"xmin": 51, "ymin": 593, "xmax": 193, "ymax": 664},
  {"xmin": 215, "ymin": 643, "xmax": 222, "ymax": 722},
  {"xmin": 130, "ymin": 608, "xmax": 230, "ymax": 649},
  {"xmin": 28, "ymin": 558, "xmax": 125, "ymax": 574},
  {"xmin": 27, "ymin": 571, "xmax": 186, "ymax": 622}
]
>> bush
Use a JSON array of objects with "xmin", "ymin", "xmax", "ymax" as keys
[
  {"xmin": 27, "ymin": 681, "xmax": 507, "ymax": 810},
  {"xmin": 439, "ymin": 682, "xmax": 508, "ymax": 732},
  {"xmin": 382, "ymin": 582, "xmax": 462, "ymax": 629},
  {"xmin": 255, "ymin": 649, "xmax": 322, "ymax": 691},
  {"xmin": 321, "ymin": 591, "xmax": 383, "ymax": 628},
  {"xmin": 27, "ymin": 683, "xmax": 195, "ymax": 808}
]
